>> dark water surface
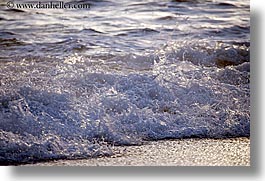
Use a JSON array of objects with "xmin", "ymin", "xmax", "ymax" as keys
[{"xmin": 0, "ymin": 0, "xmax": 250, "ymax": 164}]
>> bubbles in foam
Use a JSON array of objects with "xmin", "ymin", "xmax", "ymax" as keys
[{"xmin": 0, "ymin": 42, "xmax": 250, "ymax": 164}]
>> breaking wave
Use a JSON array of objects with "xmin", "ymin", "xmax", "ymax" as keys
[{"xmin": 0, "ymin": 42, "xmax": 250, "ymax": 164}]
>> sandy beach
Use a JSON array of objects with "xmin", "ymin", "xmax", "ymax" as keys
[{"xmin": 26, "ymin": 137, "xmax": 250, "ymax": 166}]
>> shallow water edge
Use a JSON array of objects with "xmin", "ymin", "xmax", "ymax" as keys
[{"xmin": 21, "ymin": 137, "xmax": 250, "ymax": 166}]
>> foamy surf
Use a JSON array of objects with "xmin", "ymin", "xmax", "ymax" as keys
[
  {"xmin": 0, "ymin": 0, "xmax": 249, "ymax": 164},
  {"xmin": 0, "ymin": 41, "xmax": 249, "ymax": 164}
]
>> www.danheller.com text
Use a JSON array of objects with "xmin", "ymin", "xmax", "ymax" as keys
[{"xmin": 6, "ymin": 1, "xmax": 91, "ymax": 9}]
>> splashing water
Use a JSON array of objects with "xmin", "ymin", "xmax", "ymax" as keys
[{"xmin": 0, "ymin": 0, "xmax": 249, "ymax": 164}]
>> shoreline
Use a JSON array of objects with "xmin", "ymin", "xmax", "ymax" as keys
[{"xmin": 25, "ymin": 137, "xmax": 250, "ymax": 166}]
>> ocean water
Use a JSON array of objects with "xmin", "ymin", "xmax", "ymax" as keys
[{"xmin": 0, "ymin": 0, "xmax": 250, "ymax": 164}]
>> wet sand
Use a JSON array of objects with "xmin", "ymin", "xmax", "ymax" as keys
[{"xmin": 27, "ymin": 137, "xmax": 250, "ymax": 166}]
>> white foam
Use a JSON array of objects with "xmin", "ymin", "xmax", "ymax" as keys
[{"xmin": 0, "ymin": 42, "xmax": 250, "ymax": 163}]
